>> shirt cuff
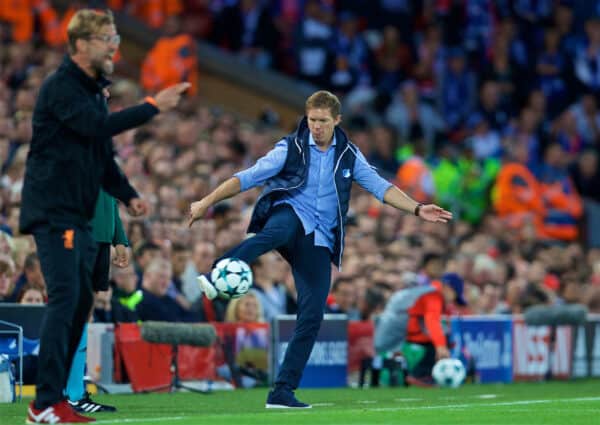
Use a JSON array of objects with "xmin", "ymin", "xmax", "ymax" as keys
[
  {"xmin": 234, "ymin": 170, "xmax": 252, "ymax": 192},
  {"xmin": 374, "ymin": 181, "xmax": 394, "ymax": 203}
]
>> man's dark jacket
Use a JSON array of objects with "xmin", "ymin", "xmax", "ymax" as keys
[{"xmin": 20, "ymin": 55, "xmax": 159, "ymax": 233}]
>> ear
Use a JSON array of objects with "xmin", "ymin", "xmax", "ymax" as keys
[
  {"xmin": 74, "ymin": 38, "xmax": 87, "ymax": 55},
  {"xmin": 334, "ymin": 114, "xmax": 342, "ymax": 126}
]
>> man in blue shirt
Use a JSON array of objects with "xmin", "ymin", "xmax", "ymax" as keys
[{"xmin": 188, "ymin": 90, "xmax": 452, "ymax": 408}]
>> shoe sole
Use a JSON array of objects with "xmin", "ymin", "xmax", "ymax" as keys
[
  {"xmin": 265, "ymin": 403, "xmax": 312, "ymax": 409},
  {"xmin": 197, "ymin": 275, "xmax": 218, "ymax": 300}
]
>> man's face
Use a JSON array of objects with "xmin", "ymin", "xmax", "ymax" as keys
[
  {"xmin": 307, "ymin": 108, "xmax": 341, "ymax": 146},
  {"xmin": 86, "ymin": 24, "xmax": 119, "ymax": 75},
  {"xmin": 192, "ymin": 242, "xmax": 215, "ymax": 273},
  {"xmin": 335, "ymin": 282, "xmax": 357, "ymax": 312},
  {"xmin": 113, "ymin": 265, "xmax": 138, "ymax": 293},
  {"xmin": 171, "ymin": 250, "xmax": 190, "ymax": 276},
  {"xmin": 145, "ymin": 269, "xmax": 171, "ymax": 297}
]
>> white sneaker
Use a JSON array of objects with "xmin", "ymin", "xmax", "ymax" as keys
[{"xmin": 197, "ymin": 275, "xmax": 218, "ymax": 300}]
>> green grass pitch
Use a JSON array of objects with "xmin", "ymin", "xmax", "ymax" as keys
[{"xmin": 2, "ymin": 380, "xmax": 599, "ymax": 425}]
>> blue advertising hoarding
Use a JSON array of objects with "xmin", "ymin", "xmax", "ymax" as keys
[
  {"xmin": 270, "ymin": 314, "xmax": 348, "ymax": 388},
  {"xmin": 450, "ymin": 316, "xmax": 513, "ymax": 383}
]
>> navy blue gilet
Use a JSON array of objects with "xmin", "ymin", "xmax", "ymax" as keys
[{"xmin": 247, "ymin": 117, "xmax": 356, "ymax": 267}]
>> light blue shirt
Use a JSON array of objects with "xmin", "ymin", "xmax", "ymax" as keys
[{"xmin": 235, "ymin": 133, "xmax": 392, "ymax": 252}]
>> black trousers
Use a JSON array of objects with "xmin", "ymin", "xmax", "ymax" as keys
[
  {"xmin": 92, "ymin": 242, "xmax": 111, "ymax": 292},
  {"xmin": 221, "ymin": 205, "xmax": 332, "ymax": 390},
  {"xmin": 32, "ymin": 224, "xmax": 97, "ymax": 409}
]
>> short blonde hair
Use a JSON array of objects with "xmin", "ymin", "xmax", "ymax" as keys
[
  {"xmin": 305, "ymin": 90, "xmax": 341, "ymax": 117},
  {"xmin": 224, "ymin": 292, "xmax": 264, "ymax": 323},
  {"xmin": 67, "ymin": 9, "xmax": 115, "ymax": 54}
]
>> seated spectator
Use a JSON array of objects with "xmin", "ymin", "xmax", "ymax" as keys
[
  {"xmin": 135, "ymin": 258, "xmax": 200, "ymax": 322},
  {"xmin": 395, "ymin": 139, "xmax": 435, "ymax": 204},
  {"xmin": 111, "ymin": 264, "xmax": 140, "ymax": 304},
  {"xmin": 570, "ymin": 93, "xmax": 600, "ymax": 145},
  {"xmin": 570, "ymin": 149, "xmax": 600, "ymax": 201},
  {"xmin": 11, "ymin": 252, "xmax": 44, "ymax": 304},
  {"xmin": 0, "ymin": 254, "xmax": 16, "ymax": 302},
  {"xmin": 368, "ymin": 124, "xmax": 400, "ymax": 179},
  {"xmin": 93, "ymin": 286, "xmax": 138, "ymax": 324},
  {"xmin": 492, "ymin": 142, "xmax": 545, "ymax": 236},
  {"xmin": 536, "ymin": 143, "xmax": 583, "ymax": 241},
  {"xmin": 250, "ymin": 252, "xmax": 287, "ymax": 323},
  {"xmin": 327, "ymin": 276, "xmax": 360, "ymax": 319},
  {"xmin": 225, "ymin": 292, "xmax": 264, "ymax": 323},
  {"xmin": 17, "ymin": 282, "xmax": 45, "ymax": 305}
]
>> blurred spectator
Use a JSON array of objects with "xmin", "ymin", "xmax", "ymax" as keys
[
  {"xmin": 11, "ymin": 252, "xmax": 45, "ymax": 304},
  {"xmin": 129, "ymin": 0, "xmax": 183, "ymax": 29},
  {"xmin": 437, "ymin": 47, "xmax": 476, "ymax": 130},
  {"xmin": 17, "ymin": 283, "xmax": 45, "ymax": 304},
  {"xmin": 0, "ymin": 254, "xmax": 16, "ymax": 301},
  {"xmin": 250, "ymin": 252, "xmax": 287, "ymax": 323},
  {"xmin": 386, "ymin": 80, "xmax": 445, "ymax": 154},
  {"xmin": 141, "ymin": 16, "xmax": 198, "ymax": 96},
  {"xmin": 570, "ymin": 149, "xmax": 600, "ymax": 201},
  {"xmin": 181, "ymin": 240, "xmax": 216, "ymax": 303},
  {"xmin": 493, "ymin": 142, "xmax": 545, "ymax": 238},
  {"xmin": 326, "ymin": 276, "xmax": 360, "ymax": 319},
  {"xmin": 136, "ymin": 258, "xmax": 199, "ymax": 322},
  {"xmin": 211, "ymin": 0, "xmax": 280, "ymax": 70},
  {"xmin": 569, "ymin": 93, "xmax": 600, "ymax": 145},
  {"xmin": 575, "ymin": 17, "xmax": 600, "ymax": 95},
  {"xmin": 536, "ymin": 143, "xmax": 583, "ymax": 241},
  {"xmin": 293, "ymin": 0, "xmax": 335, "ymax": 86},
  {"xmin": 225, "ymin": 292, "xmax": 264, "ymax": 323},
  {"xmin": 93, "ymin": 286, "xmax": 138, "ymax": 323}
]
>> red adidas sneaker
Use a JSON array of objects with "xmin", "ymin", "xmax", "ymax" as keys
[{"xmin": 27, "ymin": 400, "xmax": 96, "ymax": 423}]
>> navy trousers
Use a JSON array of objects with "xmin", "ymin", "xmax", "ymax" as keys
[{"xmin": 221, "ymin": 205, "xmax": 332, "ymax": 389}]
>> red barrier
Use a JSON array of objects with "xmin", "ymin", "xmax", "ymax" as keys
[
  {"xmin": 114, "ymin": 321, "xmax": 372, "ymax": 391},
  {"xmin": 114, "ymin": 322, "xmax": 270, "ymax": 392},
  {"xmin": 114, "ymin": 323, "xmax": 172, "ymax": 392},
  {"xmin": 348, "ymin": 321, "xmax": 375, "ymax": 374}
]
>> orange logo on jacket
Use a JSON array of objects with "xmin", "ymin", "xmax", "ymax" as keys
[{"xmin": 62, "ymin": 229, "xmax": 74, "ymax": 249}]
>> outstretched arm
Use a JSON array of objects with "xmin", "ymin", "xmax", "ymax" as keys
[
  {"xmin": 188, "ymin": 177, "xmax": 242, "ymax": 227},
  {"xmin": 189, "ymin": 140, "xmax": 288, "ymax": 227},
  {"xmin": 383, "ymin": 185, "xmax": 453, "ymax": 223}
]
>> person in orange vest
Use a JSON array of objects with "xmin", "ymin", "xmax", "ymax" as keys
[
  {"xmin": 395, "ymin": 140, "xmax": 435, "ymax": 204},
  {"xmin": 141, "ymin": 16, "xmax": 198, "ymax": 96},
  {"xmin": 535, "ymin": 143, "xmax": 583, "ymax": 241},
  {"xmin": 0, "ymin": 0, "xmax": 60, "ymax": 45},
  {"xmin": 492, "ymin": 142, "xmax": 546, "ymax": 235},
  {"xmin": 129, "ymin": 0, "xmax": 182, "ymax": 29}
]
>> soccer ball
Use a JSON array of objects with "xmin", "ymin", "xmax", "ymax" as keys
[
  {"xmin": 210, "ymin": 258, "xmax": 253, "ymax": 300},
  {"xmin": 432, "ymin": 358, "xmax": 466, "ymax": 388}
]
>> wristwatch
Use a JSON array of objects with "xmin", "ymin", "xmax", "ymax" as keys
[{"xmin": 414, "ymin": 203, "xmax": 424, "ymax": 217}]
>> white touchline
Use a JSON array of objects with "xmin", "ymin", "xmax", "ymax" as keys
[
  {"xmin": 96, "ymin": 417, "xmax": 185, "ymax": 424},
  {"xmin": 371, "ymin": 396, "xmax": 600, "ymax": 412}
]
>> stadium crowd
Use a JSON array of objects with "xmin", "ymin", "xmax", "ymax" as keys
[{"xmin": 1, "ymin": 0, "xmax": 600, "ymax": 330}]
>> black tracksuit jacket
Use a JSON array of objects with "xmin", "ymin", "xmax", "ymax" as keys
[{"xmin": 20, "ymin": 55, "xmax": 159, "ymax": 233}]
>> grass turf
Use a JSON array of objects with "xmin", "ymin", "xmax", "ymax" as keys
[{"xmin": 2, "ymin": 379, "xmax": 599, "ymax": 425}]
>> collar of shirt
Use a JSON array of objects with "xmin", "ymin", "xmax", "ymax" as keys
[{"xmin": 308, "ymin": 132, "xmax": 336, "ymax": 149}]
